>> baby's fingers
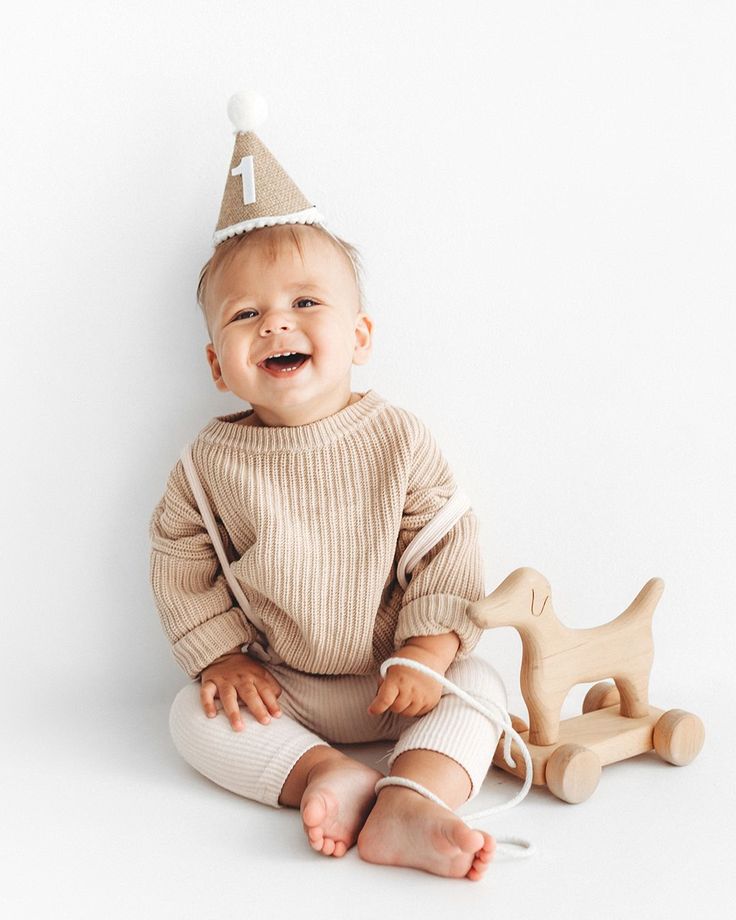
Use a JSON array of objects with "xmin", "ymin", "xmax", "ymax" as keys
[
  {"xmin": 220, "ymin": 684, "xmax": 244, "ymax": 731},
  {"xmin": 258, "ymin": 685, "xmax": 282, "ymax": 718},
  {"xmin": 240, "ymin": 685, "xmax": 274, "ymax": 725},
  {"xmin": 368, "ymin": 680, "xmax": 399, "ymax": 715},
  {"xmin": 200, "ymin": 679, "xmax": 218, "ymax": 718},
  {"xmin": 264, "ymin": 673, "xmax": 283, "ymax": 698}
]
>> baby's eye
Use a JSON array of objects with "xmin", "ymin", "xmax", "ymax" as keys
[{"xmin": 233, "ymin": 299, "xmax": 318, "ymax": 322}]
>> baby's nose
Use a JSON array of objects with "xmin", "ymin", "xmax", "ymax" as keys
[
  {"xmin": 259, "ymin": 308, "xmax": 295, "ymax": 335},
  {"xmin": 263, "ymin": 320, "xmax": 291, "ymax": 334}
]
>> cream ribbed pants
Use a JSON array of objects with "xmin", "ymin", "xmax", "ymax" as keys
[{"xmin": 168, "ymin": 654, "xmax": 507, "ymax": 809}]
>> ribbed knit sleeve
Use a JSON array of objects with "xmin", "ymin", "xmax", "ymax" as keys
[
  {"xmin": 149, "ymin": 459, "xmax": 257, "ymax": 679},
  {"xmin": 392, "ymin": 415, "xmax": 486, "ymax": 659}
]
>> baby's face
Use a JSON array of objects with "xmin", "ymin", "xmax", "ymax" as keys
[{"xmin": 204, "ymin": 227, "xmax": 373, "ymax": 427}]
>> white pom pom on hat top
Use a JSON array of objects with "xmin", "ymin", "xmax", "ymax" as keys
[{"xmin": 227, "ymin": 89, "xmax": 269, "ymax": 134}]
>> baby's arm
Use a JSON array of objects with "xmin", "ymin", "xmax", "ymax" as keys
[
  {"xmin": 403, "ymin": 631, "xmax": 461, "ymax": 670},
  {"xmin": 148, "ymin": 458, "xmax": 258, "ymax": 679},
  {"xmin": 391, "ymin": 415, "xmax": 486, "ymax": 660},
  {"xmin": 368, "ymin": 416, "xmax": 486, "ymax": 719}
]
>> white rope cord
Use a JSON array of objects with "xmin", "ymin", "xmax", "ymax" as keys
[{"xmin": 374, "ymin": 656, "xmax": 537, "ymax": 860}]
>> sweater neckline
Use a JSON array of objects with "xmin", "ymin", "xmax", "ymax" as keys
[{"xmin": 199, "ymin": 389, "xmax": 387, "ymax": 452}]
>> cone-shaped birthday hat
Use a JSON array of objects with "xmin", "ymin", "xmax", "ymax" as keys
[{"xmin": 213, "ymin": 89, "xmax": 325, "ymax": 246}]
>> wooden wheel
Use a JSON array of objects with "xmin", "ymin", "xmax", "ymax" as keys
[
  {"xmin": 653, "ymin": 709, "xmax": 705, "ymax": 766},
  {"xmin": 582, "ymin": 681, "xmax": 620, "ymax": 713},
  {"xmin": 545, "ymin": 744, "xmax": 601, "ymax": 803}
]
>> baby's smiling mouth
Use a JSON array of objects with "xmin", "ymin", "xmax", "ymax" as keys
[{"xmin": 257, "ymin": 351, "xmax": 312, "ymax": 373}]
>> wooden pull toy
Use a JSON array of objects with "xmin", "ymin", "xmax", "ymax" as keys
[{"xmin": 466, "ymin": 567, "xmax": 705, "ymax": 804}]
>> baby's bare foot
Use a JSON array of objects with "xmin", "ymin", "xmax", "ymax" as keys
[
  {"xmin": 357, "ymin": 786, "xmax": 495, "ymax": 881},
  {"xmin": 300, "ymin": 754, "xmax": 383, "ymax": 858}
]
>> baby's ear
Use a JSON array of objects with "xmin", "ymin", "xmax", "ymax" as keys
[
  {"xmin": 352, "ymin": 313, "xmax": 373, "ymax": 365},
  {"xmin": 205, "ymin": 343, "xmax": 229, "ymax": 392}
]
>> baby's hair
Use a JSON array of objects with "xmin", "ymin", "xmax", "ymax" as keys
[{"xmin": 196, "ymin": 223, "xmax": 366, "ymax": 338}]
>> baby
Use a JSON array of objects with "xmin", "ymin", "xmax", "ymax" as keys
[{"xmin": 149, "ymin": 93, "xmax": 508, "ymax": 882}]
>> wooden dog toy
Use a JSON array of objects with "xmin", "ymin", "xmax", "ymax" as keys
[{"xmin": 466, "ymin": 567, "xmax": 705, "ymax": 803}]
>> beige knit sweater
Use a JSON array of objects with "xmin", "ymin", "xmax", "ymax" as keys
[{"xmin": 149, "ymin": 389, "xmax": 486, "ymax": 680}]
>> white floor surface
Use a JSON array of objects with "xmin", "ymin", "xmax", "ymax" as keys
[{"xmin": 3, "ymin": 682, "xmax": 731, "ymax": 920}]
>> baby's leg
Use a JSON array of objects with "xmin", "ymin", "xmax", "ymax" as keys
[
  {"xmin": 168, "ymin": 680, "xmax": 325, "ymax": 808},
  {"xmin": 168, "ymin": 676, "xmax": 381, "ymax": 858},
  {"xmin": 358, "ymin": 655, "xmax": 507, "ymax": 882}
]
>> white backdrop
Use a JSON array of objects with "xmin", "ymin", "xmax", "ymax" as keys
[{"xmin": 2, "ymin": 2, "xmax": 734, "ymax": 918}]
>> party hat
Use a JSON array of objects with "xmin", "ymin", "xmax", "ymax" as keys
[{"xmin": 213, "ymin": 89, "xmax": 324, "ymax": 246}]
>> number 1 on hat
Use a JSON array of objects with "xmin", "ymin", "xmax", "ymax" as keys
[{"xmin": 231, "ymin": 155, "xmax": 256, "ymax": 205}]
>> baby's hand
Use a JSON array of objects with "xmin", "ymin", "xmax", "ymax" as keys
[
  {"xmin": 367, "ymin": 645, "xmax": 444, "ymax": 718},
  {"xmin": 200, "ymin": 648, "xmax": 283, "ymax": 732}
]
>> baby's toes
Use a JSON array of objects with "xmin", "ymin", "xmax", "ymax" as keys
[
  {"xmin": 322, "ymin": 837, "xmax": 337, "ymax": 856},
  {"xmin": 307, "ymin": 826, "xmax": 325, "ymax": 850},
  {"xmin": 467, "ymin": 862, "xmax": 487, "ymax": 881},
  {"xmin": 475, "ymin": 831, "xmax": 496, "ymax": 862},
  {"xmin": 478, "ymin": 832, "xmax": 495, "ymax": 861},
  {"xmin": 333, "ymin": 840, "xmax": 347, "ymax": 857},
  {"xmin": 466, "ymin": 834, "xmax": 495, "ymax": 880}
]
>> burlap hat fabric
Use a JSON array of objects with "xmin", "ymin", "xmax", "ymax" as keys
[{"xmin": 213, "ymin": 89, "xmax": 324, "ymax": 246}]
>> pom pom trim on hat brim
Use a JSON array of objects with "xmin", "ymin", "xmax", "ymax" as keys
[{"xmin": 213, "ymin": 208, "xmax": 325, "ymax": 245}]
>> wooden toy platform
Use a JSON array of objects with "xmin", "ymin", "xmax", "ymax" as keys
[{"xmin": 494, "ymin": 704, "xmax": 666, "ymax": 786}]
